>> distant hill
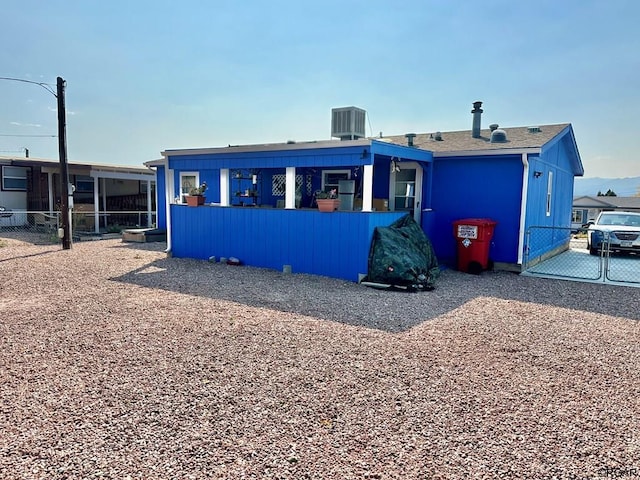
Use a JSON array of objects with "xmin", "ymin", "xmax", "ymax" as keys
[{"xmin": 574, "ymin": 176, "xmax": 640, "ymax": 197}]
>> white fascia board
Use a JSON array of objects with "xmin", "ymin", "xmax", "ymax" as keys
[
  {"xmin": 89, "ymin": 170, "xmax": 155, "ymax": 181},
  {"xmin": 144, "ymin": 158, "xmax": 165, "ymax": 167},
  {"xmin": 433, "ymin": 148, "xmax": 541, "ymax": 158}
]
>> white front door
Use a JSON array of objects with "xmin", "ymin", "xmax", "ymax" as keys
[{"xmin": 390, "ymin": 162, "xmax": 423, "ymax": 224}]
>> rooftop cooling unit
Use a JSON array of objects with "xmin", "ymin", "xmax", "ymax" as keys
[{"xmin": 331, "ymin": 106, "xmax": 366, "ymax": 140}]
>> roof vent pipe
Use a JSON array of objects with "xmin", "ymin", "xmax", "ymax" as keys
[
  {"xmin": 405, "ymin": 133, "xmax": 416, "ymax": 147},
  {"xmin": 489, "ymin": 123, "xmax": 499, "ymax": 131},
  {"xmin": 471, "ymin": 101, "xmax": 483, "ymax": 138}
]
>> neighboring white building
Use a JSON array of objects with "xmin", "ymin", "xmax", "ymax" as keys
[{"xmin": 0, "ymin": 155, "xmax": 156, "ymax": 232}]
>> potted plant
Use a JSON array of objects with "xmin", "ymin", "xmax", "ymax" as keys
[
  {"xmin": 315, "ymin": 189, "xmax": 339, "ymax": 212},
  {"xmin": 186, "ymin": 182, "xmax": 207, "ymax": 206}
]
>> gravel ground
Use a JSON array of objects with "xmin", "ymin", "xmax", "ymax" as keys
[{"xmin": 0, "ymin": 236, "xmax": 639, "ymax": 479}]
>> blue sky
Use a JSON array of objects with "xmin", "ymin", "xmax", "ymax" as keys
[{"xmin": 1, "ymin": 0, "xmax": 638, "ymax": 177}]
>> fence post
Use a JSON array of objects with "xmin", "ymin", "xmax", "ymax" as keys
[{"xmin": 523, "ymin": 228, "xmax": 531, "ymax": 270}]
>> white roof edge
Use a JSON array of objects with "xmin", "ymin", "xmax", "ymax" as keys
[
  {"xmin": 434, "ymin": 148, "xmax": 541, "ymax": 157},
  {"xmin": 144, "ymin": 158, "xmax": 165, "ymax": 167},
  {"xmin": 88, "ymin": 164, "xmax": 155, "ymax": 174},
  {"xmin": 162, "ymin": 139, "xmax": 373, "ymax": 157},
  {"xmin": 89, "ymin": 170, "xmax": 155, "ymax": 181},
  {"xmin": 1, "ymin": 155, "xmax": 152, "ymax": 173}
]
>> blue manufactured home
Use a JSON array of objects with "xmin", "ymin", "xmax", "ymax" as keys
[
  {"xmin": 149, "ymin": 103, "xmax": 583, "ymax": 279},
  {"xmin": 150, "ymin": 138, "xmax": 433, "ymax": 281},
  {"xmin": 385, "ymin": 119, "xmax": 583, "ymax": 271}
]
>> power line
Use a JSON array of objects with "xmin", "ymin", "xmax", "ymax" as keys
[
  {"xmin": 0, "ymin": 134, "xmax": 57, "ymax": 137},
  {"xmin": 0, "ymin": 76, "xmax": 57, "ymax": 97}
]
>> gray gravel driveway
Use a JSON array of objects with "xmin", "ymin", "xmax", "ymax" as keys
[{"xmin": 1, "ymin": 237, "xmax": 638, "ymax": 479}]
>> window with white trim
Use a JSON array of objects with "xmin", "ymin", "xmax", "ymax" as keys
[
  {"xmin": 179, "ymin": 172, "xmax": 199, "ymax": 203},
  {"xmin": 546, "ymin": 171, "xmax": 553, "ymax": 217},
  {"xmin": 2, "ymin": 166, "xmax": 28, "ymax": 191},
  {"xmin": 571, "ymin": 209, "xmax": 583, "ymax": 223}
]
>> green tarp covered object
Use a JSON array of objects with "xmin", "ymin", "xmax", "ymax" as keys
[{"xmin": 366, "ymin": 214, "xmax": 439, "ymax": 291}]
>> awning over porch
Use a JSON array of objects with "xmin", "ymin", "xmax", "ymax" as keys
[{"xmin": 163, "ymin": 138, "xmax": 433, "ymax": 170}]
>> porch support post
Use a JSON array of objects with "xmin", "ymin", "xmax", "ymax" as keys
[
  {"xmin": 146, "ymin": 179, "xmax": 152, "ymax": 227},
  {"xmin": 47, "ymin": 171, "xmax": 54, "ymax": 214},
  {"xmin": 220, "ymin": 169, "xmax": 230, "ymax": 206},
  {"xmin": 93, "ymin": 176, "xmax": 100, "ymax": 233},
  {"xmin": 362, "ymin": 164, "xmax": 374, "ymax": 212},
  {"xmin": 285, "ymin": 167, "xmax": 295, "ymax": 209},
  {"xmin": 165, "ymin": 163, "xmax": 174, "ymax": 253},
  {"xmin": 101, "ymin": 178, "xmax": 107, "ymax": 229}
]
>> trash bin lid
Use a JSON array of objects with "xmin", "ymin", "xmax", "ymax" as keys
[{"xmin": 453, "ymin": 218, "xmax": 497, "ymax": 226}]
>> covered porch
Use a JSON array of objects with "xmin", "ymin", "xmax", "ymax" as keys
[{"xmin": 159, "ymin": 139, "xmax": 434, "ymax": 281}]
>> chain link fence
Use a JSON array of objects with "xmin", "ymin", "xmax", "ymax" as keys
[
  {"xmin": 0, "ymin": 210, "xmax": 61, "ymax": 244},
  {"xmin": 524, "ymin": 226, "xmax": 640, "ymax": 285},
  {"xmin": 0, "ymin": 210, "xmax": 156, "ymax": 245}
]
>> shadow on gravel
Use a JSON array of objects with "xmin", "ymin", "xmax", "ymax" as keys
[
  {"xmin": 0, "ymin": 250, "xmax": 60, "ymax": 263},
  {"xmin": 111, "ymin": 249, "xmax": 640, "ymax": 333}
]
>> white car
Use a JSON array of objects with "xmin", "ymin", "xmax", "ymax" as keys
[{"xmin": 587, "ymin": 211, "xmax": 640, "ymax": 255}]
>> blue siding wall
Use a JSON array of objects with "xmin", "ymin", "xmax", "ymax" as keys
[
  {"xmin": 525, "ymin": 139, "xmax": 577, "ymax": 259},
  {"xmin": 373, "ymin": 161, "xmax": 391, "ymax": 199},
  {"xmin": 430, "ymin": 154, "xmax": 524, "ymax": 266},
  {"xmin": 170, "ymin": 206, "xmax": 404, "ymax": 281},
  {"xmin": 525, "ymin": 144, "xmax": 575, "ymax": 231},
  {"xmin": 156, "ymin": 165, "xmax": 167, "ymax": 229}
]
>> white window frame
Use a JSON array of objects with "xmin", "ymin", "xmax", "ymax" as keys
[
  {"xmin": 321, "ymin": 169, "xmax": 350, "ymax": 193},
  {"xmin": 2, "ymin": 165, "xmax": 28, "ymax": 191},
  {"xmin": 546, "ymin": 171, "xmax": 553, "ymax": 217},
  {"xmin": 179, "ymin": 171, "xmax": 199, "ymax": 204},
  {"xmin": 571, "ymin": 209, "xmax": 583, "ymax": 223}
]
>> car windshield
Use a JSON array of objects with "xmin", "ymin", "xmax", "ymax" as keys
[{"xmin": 596, "ymin": 214, "xmax": 640, "ymax": 227}]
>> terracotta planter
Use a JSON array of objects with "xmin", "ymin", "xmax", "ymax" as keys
[
  {"xmin": 317, "ymin": 198, "xmax": 339, "ymax": 212},
  {"xmin": 186, "ymin": 195, "xmax": 205, "ymax": 206}
]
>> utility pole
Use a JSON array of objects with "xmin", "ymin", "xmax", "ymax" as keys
[
  {"xmin": 57, "ymin": 77, "xmax": 72, "ymax": 249},
  {"xmin": 0, "ymin": 75, "xmax": 71, "ymax": 249}
]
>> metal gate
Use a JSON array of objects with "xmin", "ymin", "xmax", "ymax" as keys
[{"xmin": 524, "ymin": 226, "xmax": 640, "ymax": 285}]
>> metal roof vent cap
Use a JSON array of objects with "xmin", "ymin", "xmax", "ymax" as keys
[
  {"xmin": 528, "ymin": 126, "xmax": 541, "ymax": 133},
  {"xmin": 490, "ymin": 128, "xmax": 508, "ymax": 143},
  {"xmin": 434, "ymin": 131, "xmax": 443, "ymax": 141},
  {"xmin": 405, "ymin": 133, "xmax": 416, "ymax": 147},
  {"xmin": 489, "ymin": 123, "xmax": 499, "ymax": 132}
]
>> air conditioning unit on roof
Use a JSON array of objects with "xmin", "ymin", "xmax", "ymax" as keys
[{"xmin": 331, "ymin": 106, "xmax": 366, "ymax": 140}]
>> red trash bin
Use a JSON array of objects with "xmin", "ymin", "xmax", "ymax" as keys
[{"xmin": 453, "ymin": 218, "xmax": 497, "ymax": 274}]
